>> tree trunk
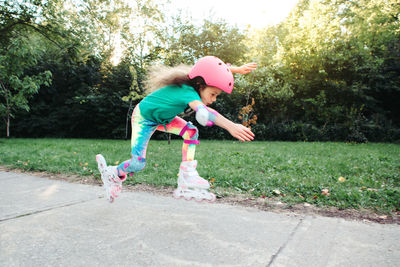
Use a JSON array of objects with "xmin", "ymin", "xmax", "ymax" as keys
[
  {"xmin": 125, "ymin": 100, "xmax": 133, "ymax": 140},
  {"xmin": 6, "ymin": 113, "xmax": 10, "ymax": 138}
]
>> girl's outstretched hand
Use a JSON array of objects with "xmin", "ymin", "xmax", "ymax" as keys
[
  {"xmin": 228, "ymin": 123, "xmax": 255, "ymax": 142},
  {"xmin": 213, "ymin": 109, "xmax": 255, "ymax": 141},
  {"xmin": 231, "ymin": 63, "xmax": 257, "ymax": 75}
]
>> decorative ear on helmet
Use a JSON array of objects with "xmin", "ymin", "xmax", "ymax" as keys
[{"xmin": 188, "ymin": 56, "xmax": 234, "ymax": 94}]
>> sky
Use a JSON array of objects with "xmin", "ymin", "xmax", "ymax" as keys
[{"xmin": 169, "ymin": 0, "xmax": 300, "ymax": 29}]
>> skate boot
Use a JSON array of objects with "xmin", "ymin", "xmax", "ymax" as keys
[
  {"xmin": 173, "ymin": 160, "xmax": 216, "ymax": 202},
  {"xmin": 96, "ymin": 154, "xmax": 123, "ymax": 203}
]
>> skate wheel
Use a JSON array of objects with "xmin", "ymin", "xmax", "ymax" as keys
[
  {"xmin": 111, "ymin": 190, "xmax": 120, "ymax": 198},
  {"xmin": 96, "ymin": 155, "xmax": 107, "ymax": 170},
  {"xmin": 173, "ymin": 189, "xmax": 182, "ymax": 199},
  {"xmin": 207, "ymin": 193, "xmax": 216, "ymax": 203}
]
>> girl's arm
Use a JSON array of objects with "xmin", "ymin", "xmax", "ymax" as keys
[
  {"xmin": 189, "ymin": 100, "xmax": 255, "ymax": 142},
  {"xmin": 229, "ymin": 63, "xmax": 257, "ymax": 75}
]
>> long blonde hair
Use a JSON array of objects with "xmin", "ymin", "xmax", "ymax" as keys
[{"xmin": 144, "ymin": 64, "xmax": 193, "ymax": 94}]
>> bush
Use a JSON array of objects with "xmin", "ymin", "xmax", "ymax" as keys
[{"xmin": 247, "ymin": 121, "xmax": 400, "ymax": 143}]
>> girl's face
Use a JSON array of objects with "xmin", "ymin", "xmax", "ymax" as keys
[{"xmin": 199, "ymin": 86, "xmax": 222, "ymax": 106}]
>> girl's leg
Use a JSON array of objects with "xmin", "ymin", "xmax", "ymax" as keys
[
  {"xmin": 155, "ymin": 117, "xmax": 215, "ymax": 201},
  {"xmin": 116, "ymin": 105, "xmax": 157, "ymax": 178},
  {"xmin": 156, "ymin": 116, "xmax": 199, "ymax": 161}
]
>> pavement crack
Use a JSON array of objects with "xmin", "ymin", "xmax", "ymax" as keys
[
  {"xmin": 266, "ymin": 217, "xmax": 304, "ymax": 266},
  {"xmin": 0, "ymin": 197, "xmax": 100, "ymax": 222}
]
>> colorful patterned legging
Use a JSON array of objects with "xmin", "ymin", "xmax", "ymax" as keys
[{"xmin": 116, "ymin": 105, "xmax": 199, "ymax": 179}]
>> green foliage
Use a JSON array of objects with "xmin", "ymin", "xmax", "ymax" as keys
[
  {"xmin": 1, "ymin": 0, "xmax": 399, "ymax": 141},
  {"xmin": 244, "ymin": 0, "xmax": 400, "ymax": 141},
  {"xmin": 9, "ymin": 52, "xmax": 146, "ymax": 139},
  {"xmin": 161, "ymin": 19, "xmax": 248, "ymax": 65},
  {"xmin": 0, "ymin": 35, "xmax": 52, "ymax": 137}
]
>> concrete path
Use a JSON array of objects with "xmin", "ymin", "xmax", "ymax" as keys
[{"xmin": 0, "ymin": 171, "xmax": 399, "ymax": 266}]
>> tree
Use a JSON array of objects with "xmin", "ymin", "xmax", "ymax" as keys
[
  {"xmin": 0, "ymin": 0, "xmax": 67, "ymax": 48},
  {"xmin": 244, "ymin": 0, "xmax": 400, "ymax": 141},
  {"xmin": 161, "ymin": 18, "xmax": 248, "ymax": 65},
  {"xmin": 0, "ymin": 36, "xmax": 52, "ymax": 137},
  {"xmin": 121, "ymin": 0, "xmax": 165, "ymax": 68}
]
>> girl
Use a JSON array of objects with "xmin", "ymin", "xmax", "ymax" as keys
[{"xmin": 96, "ymin": 56, "xmax": 256, "ymax": 203}]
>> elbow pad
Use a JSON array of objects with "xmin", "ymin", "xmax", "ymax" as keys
[{"xmin": 195, "ymin": 105, "xmax": 218, "ymax": 126}]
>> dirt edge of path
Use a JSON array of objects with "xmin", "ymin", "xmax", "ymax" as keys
[{"xmin": 2, "ymin": 167, "xmax": 399, "ymax": 225}]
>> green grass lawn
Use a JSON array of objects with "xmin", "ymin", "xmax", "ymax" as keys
[{"xmin": 1, "ymin": 138, "xmax": 399, "ymax": 214}]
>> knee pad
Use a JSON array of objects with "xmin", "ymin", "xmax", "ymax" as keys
[{"xmin": 179, "ymin": 122, "xmax": 199, "ymax": 144}]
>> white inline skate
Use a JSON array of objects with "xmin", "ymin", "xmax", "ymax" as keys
[
  {"xmin": 96, "ymin": 154, "xmax": 123, "ymax": 203},
  {"xmin": 173, "ymin": 160, "xmax": 216, "ymax": 202}
]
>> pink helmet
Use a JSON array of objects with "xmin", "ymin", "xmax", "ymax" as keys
[{"xmin": 188, "ymin": 56, "xmax": 234, "ymax": 94}]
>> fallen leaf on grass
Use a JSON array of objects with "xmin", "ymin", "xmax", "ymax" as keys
[
  {"xmin": 273, "ymin": 189, "xmax": 281, "ymax": 195},
  {"xmin": 338, "ymin": 176, "xmax": 346, "ymax": 182},
  {"xmin": 321, "ymin": 188, "xmax": 330, "ymax": 196}
]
